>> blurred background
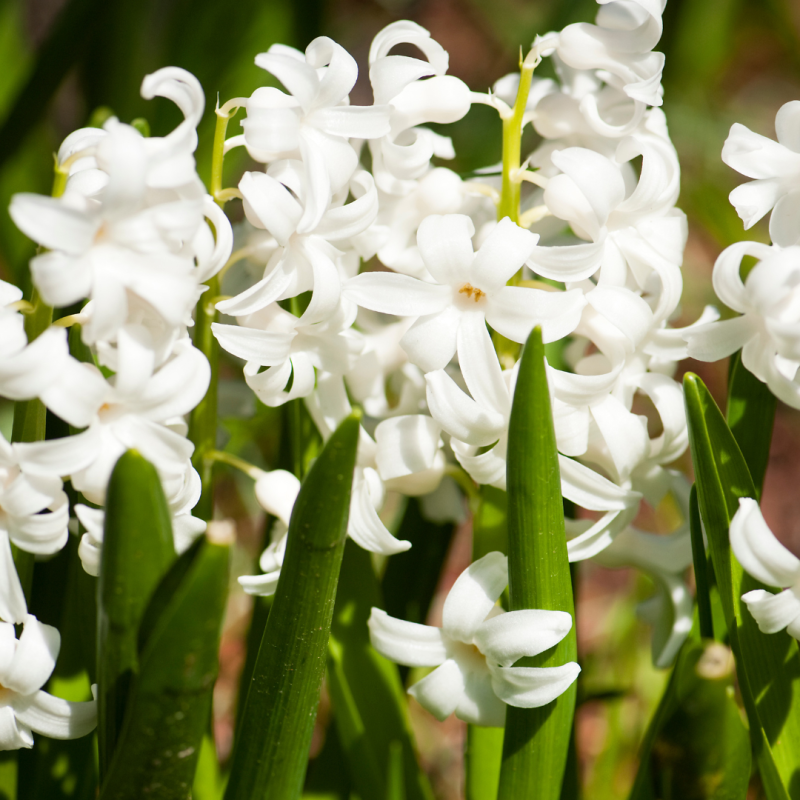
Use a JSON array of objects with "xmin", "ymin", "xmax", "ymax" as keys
[{"xmin": 0, "ymin": 0, "xmax": 799, "ymax": 796}]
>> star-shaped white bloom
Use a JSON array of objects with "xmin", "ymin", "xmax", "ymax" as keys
[
  {"xmin": 369, "ymin": 551, "xmax": 580, "ymax": 727},
  {"xmin": 730, "ymin": 497, "xmax": 800, "ymax": 640},
  {"xmin": 345, "ymin": 214, "xmax": 585, "ymax": 373},
  {"xmin": 722, "ymin": 101, "xmax": 800, "ymax": 244},
  {"xmin": 685, "ymin": 242, "xmax": 800, "ymax": 409},
  {"xmin": 0, "ymin": 615, "xmax": 97, "ymax": 750},
  {"xmin": 239, "ymin": 37, "xmax": 391, "ymax": 233}
]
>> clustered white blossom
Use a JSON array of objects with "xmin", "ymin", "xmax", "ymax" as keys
[
  {"xmin": 216, "ymin": 0, "xmax": 700, "ymax": 723},
  {"xmin": 1, "ymin": 0, "xmax": 706, "ymax": 737},
  {"xmin": 0, "ymin": 68, "xmax": 233, "ymax": 748}
]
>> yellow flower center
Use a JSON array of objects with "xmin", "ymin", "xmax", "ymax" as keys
[{"xmin": 458, "ymin": 283, "xmax": 485, "ymax": 303}]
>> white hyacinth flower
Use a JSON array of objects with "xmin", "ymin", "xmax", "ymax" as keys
[
  {"xmin": 369, "ymin": 552, "xmax": 580, "ymax": 727},
  {"xmin": 345, "ymin": 214, "xmax": 585, "ymax": 372},
  {"xmin": 722, "ymin": 101, "xmax": 800, "ymax": 243},
  {"xmin": 0, "ymin": 615, "xmax": 97, "ymax": 750},
  {"xmin": 730, "ymin": 497, "xmax": 800, "ymax": 639}
]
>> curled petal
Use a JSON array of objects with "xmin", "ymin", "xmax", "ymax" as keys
[
  {"xmin": 10, "ymin": 690, "xmax": 97, "ymax": 741},
  {"xmin": 442, "ymin": 552, "xmax": 508, "ymax": 643},
  {"xmin": 368, "ymin": 608, "xmax": 447, "ymax": 667},
  {"xmin": 2, "ymin": 615, "xmax": 59, "ymax": 696},
  {"xmin": 490, "ymin": 661, "xmax": 581, "ymax": 709},
  {"xmin": 347, "ymin": 476, "xmax": 410, "ymax": 555},
  {"xmin": 239, "ymin": 571, "xmax": 282, "ymax": 597},
  {"xmin": 741, "ymin": 588, "xmax": 800, "ymax": 635},
  {"xmin": 254, "ymin": 469, "xmax": 300, "ymax": 527},
  {"xmin": 730, "ymin": 498, "xmax": 800, "ymax": 588},
  {"xmin": 475, "ymin": 609, "xmax": 572, "ymax": 668},
  {"xmin": 408, "ymin": 659, "xmax": 465, "ymax": 721},
  {"xmin": 400, "ymin": 307, "xmax": 461, "ymax": 373}
]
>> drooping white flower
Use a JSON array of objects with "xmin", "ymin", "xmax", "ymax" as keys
[
  {"xmin": 0, "ymin": 615, "xmax": 97, "ymax": 750},
  {"xmin": 722, "ymin": 101, "xmax": 800, "ymax": 242},
  {"xmin": 369, "ymin": 551, "xmax": 580, "ymax": 727},
  {"xmin": 729, "ymin": 497, "xmax": 800, "ymax": 640},
  {"xmin": 556, "ymin": 0, "xmax": 666, "ymax": 136},
  {"xmin": 685, "ymin": 242, "xmax": 800, "ymax": 409},
  {"xmin": 345, "ymin": 214, "xmax": 584, "ymax": 372},
  {"xmin": 215, "ymin": 165, "xmax": 377, "ymax": 320},
  {"xmin": 15, "ymin": 331, "xmax": 208, "ymax": 505},
  {"xmin": 239, "ymin": 37, "xmax": 391, "ymax": 233}
]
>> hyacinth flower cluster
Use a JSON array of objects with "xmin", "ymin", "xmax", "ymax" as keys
[{"xmin": 5, "ymin": 0, "xmax": 800, "ymax": 797}]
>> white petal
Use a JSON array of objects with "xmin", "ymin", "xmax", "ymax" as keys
[
  {"xmin": 374, "ymin": 415, "xmax": 441, "ymax": 482},
  {"xmin": 239, "ymin": 571, "xmax": 282, "ymax": 597},
  {"xmin": 10, "ymin": 690, "xmax": 96, "ymax": 740},
  {"xmin": 215, "ymin": 263, "xmax": 294, "ymax": 318},
  {"xmin": 14, "ymin": 426, "xmax": 102, "ymax": 478},
  {"xmin": 470, "ymin": 217, "xmax": 538, "ymax": 292},
  {"xmin": 730, "ymin": 498, "xmax": 800, "ymax": 588},
  {"xmin": 40, "ymin": 358, "xmax": 108, "ymax": 429},
  {"xmin": 0, "ymin": 705, "xmax": 33, "ymax": 749},
  {"xmin": 457, "ymin": 312, "xmax": 509, "ymax": 417},
  {"xmin": 3, "ymin": 615, "xmax": 59, "ymax": 695},
  {"xmin": 528, "ymin": 241, "xmax": 604, "ymax": 282},
  {"xmin": 442, "ymin": 552, "xmax": 508, "ymax": 643},
  {"xmin": 454, "ymin": 669, "xmax": 507, "ymax": 728},
  {"xmin": 212, "ymin": 323, "xmax": 293, "ymax": 365},
  {"xmin": 408, "ymin": 659, "xmax": 465, "ymax": 721},
  {"xmin": 344, "ymin": 272, "xmax": 450, "ymax": 316},
  {"xmin": 684, "ymin": 316, "xmax": 756, "ymax": 363},
  {"xmin": 485, "ymin": 286, "xmax": 585, "ymax": 344},
  {"xmin": 254, "ymin": 469, "xmax": 300, "ymax": 527},
  {"xmin": 475, "ymin": 609, "xmax": 572, "ymax": 668},
  {"xmin": 416, "ymin": 214, "xmax": 475, "ymax": 287},
  {"xmin": 741, "ymin": 588, "xmax": 800, "ymax": 635},
  {"xmin": 399, "ymin": 306, "xmax": 461, "ymax": 373},
  {"xmin": 347, "ymin": 477, "xmax": 410, "ymax": 555},
  {"xmin": 367, "ymin": 608, "xmax": 447, "ymax": 667},
  {"xmin": 0, "ymin": 533, "xmax": 27, "ymax": 624},
  {"xmin": 9, "ymin": 195, "xmax": 97, "ymax": 255},
  {"xmin": 490, "ymin": 661, "xmax": 580, "ymax": 708},
  {"xmin": 425, "ymin": 370, "xmax": 506, "ymax": 447},
  {"xmin": 240, "ymin": 171, "xmax": 302, "ymax": 245}
]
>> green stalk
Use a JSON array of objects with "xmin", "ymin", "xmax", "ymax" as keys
[
  {"xmin": 224, "ymin": 414, "xmax": 360, "ymax": 800},
  {"xmin": 188, "ymin": 99, "xmax": 241, "ymax": 520},
  {"xmin": 497, "ymin": 327, "xmax": 577, "ymax": 800},
  {"xmin": 497, "ymin": 59, "xmax": 533, "ymax": 224}
]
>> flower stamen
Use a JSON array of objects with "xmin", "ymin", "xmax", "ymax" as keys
[{"xmin": 458, "ymin": 283, "xmax": 486, "ymax": 303}]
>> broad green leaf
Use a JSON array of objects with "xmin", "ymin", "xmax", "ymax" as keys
[
  {"xmin": 631, "ymin": 638, "xmax": 750, "ymax": 799},
  {"xmin": 97, "ymin": 450, "xmax": 176, "ymax": 779},
  {"xmin": 684, "ymin": 373, "xmax": 800, "ymax": 797},
  {"xmin": 726, "ymin": 352, "xmax": 776, "ymax": 498},
  {"xmin": 99, "ymin": 535, "xmax": 229, "ymax": 800},
  {"xmin": 224, "ymin": 414, "xmax": 360, "ymax": 800},
  {"xmin": 327, "ymin": 541, "xmax": 433, "ymax": 800},
  {"xmin": 498, "ymin": 327, "xmax": 577, "ymax": 800}
]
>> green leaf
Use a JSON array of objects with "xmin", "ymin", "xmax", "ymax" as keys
[
  {"xmin": 386, "ymin": 741, "xmax": 407, "ymax": 800},
  {"xmin": 224, "ymin": 413, "xmax": 360, "ymax": 800},
  {"xmin": 684, "ymin": 373, "xmax": 800, "ymax": 797},
  {"xmin": 327, "ymin": 541, "xmax": 433, "ymax": 800},
  {"xmin": 99, "ymin": 535, "xmax": 229, "ymax": 800},
  {"xmin": 726, "ymin": 351, "xmax": 776, "ymax": 498},
  {"xmin": 498, "ymin": 327, "xmax": 578, "ymax": 800},
  {"xmin": 97, "ymin": 450, "xmax": 176, "ymax": 779},
  {"xmin": 631, "ymin": 638, "xmax": 750, "ymax": 799},
  {"xmin": 689, "ymin": 485, "xmax": 714, "ymax": 641}
]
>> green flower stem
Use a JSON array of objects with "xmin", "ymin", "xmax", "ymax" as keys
[
  {"xmin": 188, "ymin": 274, "xmax": 220, "ymax": 522},
  {"xmin": 497, "ymin": 327, "xmax": 577, "ymax": 800},
  {"xmin": 497, "ymin": 53, "xmax": 535, "ymax": 225},
  {"xmin": 188, "ymin": 98, "xmax": 243, "ymax": 520}
]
